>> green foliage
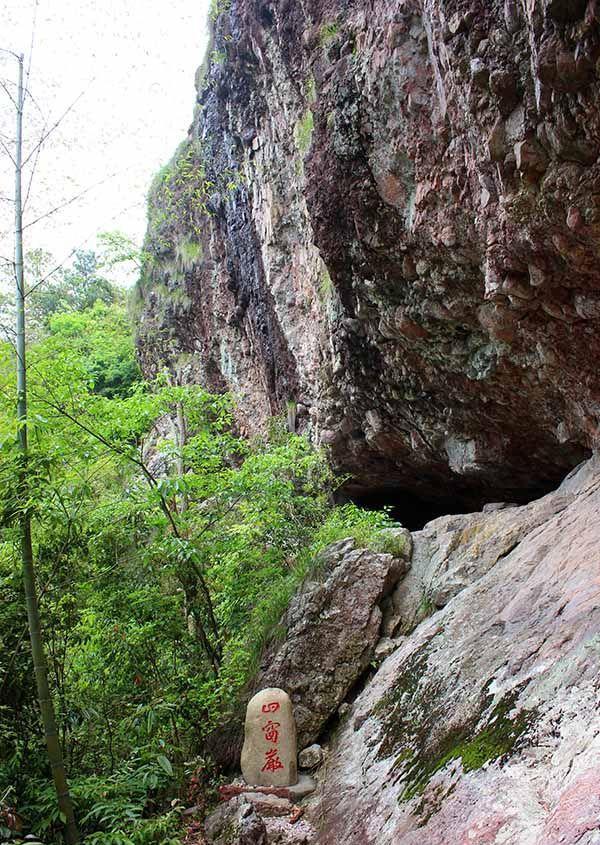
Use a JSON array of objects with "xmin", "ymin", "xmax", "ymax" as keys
[
  {"xmin": 0, "ymin": 281, "xmax": 405, "ymax": 843},
  {"xmin": 416, "ymin": 590, "xmax": 435, "ymax": 621},
  {"xmin": 0, "ymin": 248, "xmax": 126, "ymax": 336},
  {"xmin": 145, "ymin": 139, "xmax": 211, "ymax": 262},
  {"xmin": 305, "ymin": 503, "xmax": 395, "ymax": 554},
  {"xmin": 294, "ymin": 110, "xmax": 314, "ymax": 155},
  {"xmin": 368, "ymin": 527, "xmax": 408, "ymax": 557},
  {"xmin": 41, "ymin": 302, "xmax": 140, "ymax": 397},
  {"xmin": 318, "ymin": 266, "xmax": 333, "ymax": 301},
  {"xmin": 97, "ymin": 230, "xmax": 140, "ymax": 265},
  {"xmin": 319, "ymin": 21, "xmax": 341, "ymax": 46},
  {"xmin": 175, "ymin": 238, "xmax": 203, "ymax": 271},
  {"xmin": 24, "ymin": 761, "xmax": 181, "ymax": 844},
  {"xmin": 141, "ymin": 139, "xmax": 241, "ymax": 305},
  {"xmin": 210, "ymin": 49, "xmax": 226, "ymax": 65},
  {"xmin": 209, "ymin": 0, "xmax": 231, "ymax": 22}
]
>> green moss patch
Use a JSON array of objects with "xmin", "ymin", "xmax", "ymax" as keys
[
  {"xmin": 399, "ymin": 688, "xmax": 537, "ymax": 801},
  {"xmin": 319, "ymin": 21, "xmax": 341, "ymax": 46},
  {"xmin": 374, "ymin": 649, "xmax": 538, "ymax": 803}
]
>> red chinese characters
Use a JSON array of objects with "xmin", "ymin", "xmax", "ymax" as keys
[
  {"xmin": 261, "ymin": 748, "xmax": 284, "ymax": 773},
  {"xmin": 262, "ymin": 720, "xmax": 280, "ymax": 743},
  {"xmin": 260, "ymin": 702, "xmax": 285, "ymax": 775}
]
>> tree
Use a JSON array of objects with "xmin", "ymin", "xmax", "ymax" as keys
[{"xmin": 2, "ymin": 48, "xmax": 80, "ymax": 845}]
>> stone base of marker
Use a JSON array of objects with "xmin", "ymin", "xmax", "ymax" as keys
[
  {"xmin": 220, "ymin": 774, "xmax": 316, "ymax": 804},
  {"xmin": 205, "ymin": 794, "xmax": 318, "ymax": 845},
  {"xmin": 241, "ymin": 688, "xmax": 298, "ymax": 787}
]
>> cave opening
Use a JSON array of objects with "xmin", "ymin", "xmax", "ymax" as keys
[
  {"xmin": 350, "ymin": 488, "xmax": 474, "ymax": 531},
  {"xmin": 345, "ymin": 456, "xmax": 591, "ymax": 532}
]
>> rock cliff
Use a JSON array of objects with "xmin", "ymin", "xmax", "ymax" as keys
[
  {"xmin": 137, "ymin": 0, "xmax": 600, "ymax": 509},
  {"xmin": 136, "ymin": 4, "xmax": 600, "ymax": 838}
]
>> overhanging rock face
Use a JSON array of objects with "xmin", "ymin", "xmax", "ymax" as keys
[{"xmin": 137, "ymin": 0, "xmax": 600, "ymax": 504}]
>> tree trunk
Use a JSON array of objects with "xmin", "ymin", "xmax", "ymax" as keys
[{"xmin": 13, "ymin": 52, "xmax": 79, "ymax": 845}]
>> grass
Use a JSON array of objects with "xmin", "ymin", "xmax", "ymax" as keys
[
  {"xmin": 175, "ymin": 238, "xmax": 203, "ymax": 271},
  {"xmin": 318, "ymin": 267, "xmax": 333, "ymax": 301}
]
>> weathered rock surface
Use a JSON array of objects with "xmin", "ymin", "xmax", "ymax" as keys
[
  {"xmin": 138, "ymin": 0, "xmax": 599, "ymax": 509},
  {"xmin": 205, "ymin": 797, "xmax": 268, "ymax": 845},
  {"xmin": 297, "ymin": 745, "xmax": 323, "ymax": 771},
  {"xmin": 204, "ymin": 793, "xmax": 318, "ymax": 844},
  {"xmin": 302, "ymin": 454, "xmax": 600, "ymax": 843},
  {"xmin": 255, "ymin": 538, "xmax": 407, "ymax": 747},
  {"xmin": 260, "ymin": 817, "xmax": 317, "ymax": 845},
  {"xmin": 383, "ymin": 474, "xmax": 582, "ymax": 635}
]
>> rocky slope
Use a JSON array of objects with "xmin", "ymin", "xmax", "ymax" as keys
[
  {"xmin": 137, "ymin": 0, "xmax": 600, "ymax": 509},
  {"xmin": 307, "ymin": 454, "xmax": 600, "ymax": 844},
  {"xmin": 205, "ymin": 454, "xmax": 600, "ymax": 844}
]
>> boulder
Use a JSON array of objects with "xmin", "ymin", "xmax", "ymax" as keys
[
  {"xmin": 255, "ymin": 538, "xmax": 407, "ymax": 746},
  {"xmin": 298, "ymin": 745, "xmax": 323, "ymax": 771},
  {"xmin": 204, "ymin": 797, "xmax": 267, "ymax": 845}
]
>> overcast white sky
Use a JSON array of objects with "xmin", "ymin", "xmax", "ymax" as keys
[{"xmin": 0, "ymin": 0, "xmax": 209, "ymax": 281}]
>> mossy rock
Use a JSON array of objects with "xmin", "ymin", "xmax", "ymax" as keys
[{"xmin": 374, "ymin": 647, "xmax": 538, "ymax": 804}]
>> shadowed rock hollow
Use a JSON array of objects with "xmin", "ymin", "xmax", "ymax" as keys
[{"xmin": 137, "ymin": 0, "xmax": 600, "ymax": 508}]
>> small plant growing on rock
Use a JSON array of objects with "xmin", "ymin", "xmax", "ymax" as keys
[
  {"xmin": 368, "ymin": 526, "xmax": 410, "ymax": 558},
  {"xmin": 210, "ymin": 48, "xmax": 227, "ymax": 66},
  {"xmin": 318, "ymin": 267, "xmax": 333, "ymax": 301},
  {"xmin": 319, "ymin": 21, "xmax": 341, "ymax": 46},
  {"xmin": 209, "ymin": 0, "xmax": 231, "ymax": 22},
  {"xmin": 294, "ymin": 109, "xmax": 314, "ymax": 154},
  {"xmin": 416, "ymin": 588, "xmax": 436, "ymax": 620},
  {"xmin": 145, "ymin": 138, "xmax": 212, "ymax": 259}
]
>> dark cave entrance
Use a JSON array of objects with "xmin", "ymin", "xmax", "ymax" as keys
[
  {"xmin": 350, "ymin": 488, "xmax": 472, "ymax": 531},
  {"xmin": 344, "ymin": 453, "xmax": 592, "ymax": 531}
]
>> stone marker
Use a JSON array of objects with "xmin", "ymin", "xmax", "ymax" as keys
[{"xmin": 241, "ymin": 688, "xmax": 298, "ymax": 787}]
